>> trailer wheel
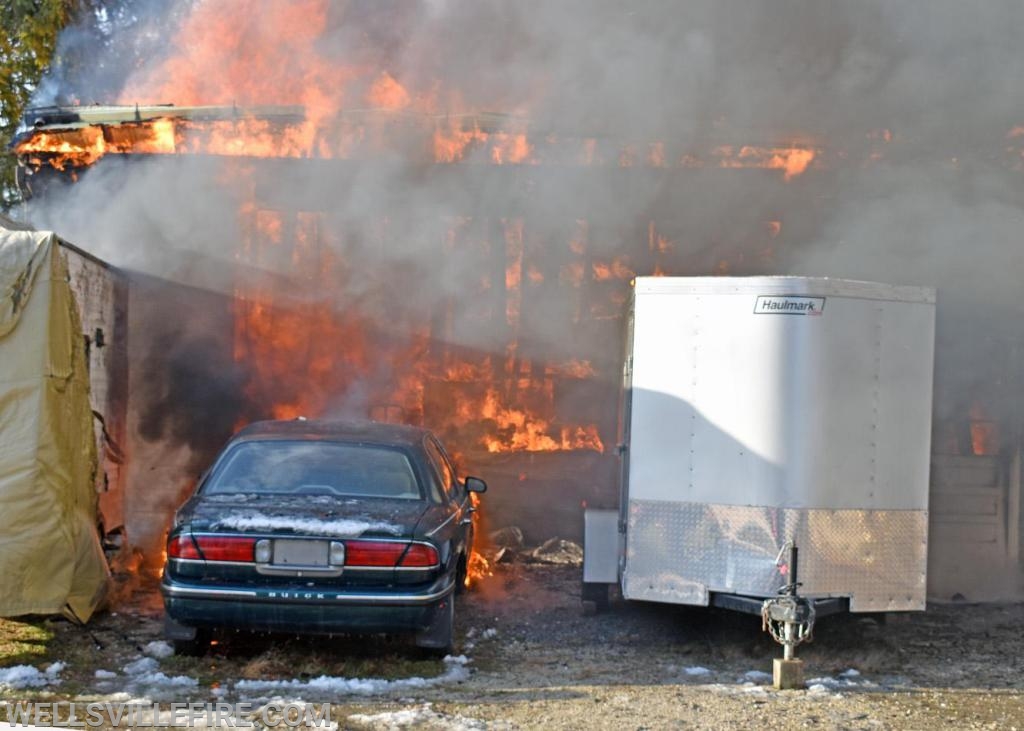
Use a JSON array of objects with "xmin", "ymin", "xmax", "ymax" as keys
[{"xmin": 581, "ymin": 582, "xmax": 610, "ymax": 615}]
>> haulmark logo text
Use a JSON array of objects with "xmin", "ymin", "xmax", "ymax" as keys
[{"xmin": 754, "ymin": 295, "xmax": 826, "ymax": 316}]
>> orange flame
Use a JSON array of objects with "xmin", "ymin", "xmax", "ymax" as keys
[
  {"xmin": 968, "ymin": 402, "xmax": 999, "ymax": 456},
  {"xmin": 464, "ymin": 493, "xmax": 492, "ymax": 588},
  {"xmin": 592, "ymin": 257, "xmax": 634, "ymax": 282},
  {"xmin": 714, "ymin": 145, "xmax": 816, "ymax": 180},
  {"xmin": 433, "ymin": 120, "xmax": 488, "ymax": 163},
  {"xmin": 228, "ymin": 207, "xmax": 606, "ymax": 458},
  {"xmin": 16, "ymin": 107, "xmax": 829, "ymax": 184},
  {"xmin": 366, "ymin": 72, "xmax": 411, "ymax": 110},
  {"xmin": 16, "ymin": 118, "xmax": 177, "ymax": 170}
]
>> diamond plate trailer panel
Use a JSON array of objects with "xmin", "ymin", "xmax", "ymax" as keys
[{"xmin": 622, "ymin": 500, "xmax": 928, "ymax": 611}]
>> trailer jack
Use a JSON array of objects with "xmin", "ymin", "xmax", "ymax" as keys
[{"xmin": 761, "ymin": 542, "xmax": 815, "ymax": 690}]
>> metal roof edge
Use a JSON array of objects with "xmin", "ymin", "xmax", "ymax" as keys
[{"xmin": 633, "ymin": 275, "xmax": 937, "ymax": 304}]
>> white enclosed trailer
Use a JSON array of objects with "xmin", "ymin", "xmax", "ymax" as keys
[{"xmin": 583, "ymin": 276, "xmax": 936, "ymax": 675}]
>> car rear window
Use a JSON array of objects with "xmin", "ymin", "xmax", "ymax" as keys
[{"xmin": 203, "ymin": 440, "xmax": 422, "ymax": 499}]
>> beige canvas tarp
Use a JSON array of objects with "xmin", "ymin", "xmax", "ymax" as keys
[{"xmin": 0, "ymin": 224, "xmax": 108, "ymax": 622}]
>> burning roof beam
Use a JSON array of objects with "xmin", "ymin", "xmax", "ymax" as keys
[{"xmin": 11, "ymin": 104, "xmax": 824, "ymax": 188}]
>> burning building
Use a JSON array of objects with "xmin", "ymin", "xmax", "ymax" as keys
[
  {"xmin": 11, "ymin": 100, "xmax": 831, "ymax": 550},
  {"xmin": 7, "ymin": 0, "xmax": 1024, "ymax": 601}
]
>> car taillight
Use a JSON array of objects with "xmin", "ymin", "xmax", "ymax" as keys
[
  {"xmin": 167, "ymin": 534, "xmax": 200, "ymax": 560},
  {"xmin": 168, "ymin": 534, "xmax": 255, "ymax": 562},
  {"xmin": 344, "ymin": 541, "xmax": 439, "ymax": 568},
  {"xmin": 194, "ymin": 536, "xmax": 257, "ymax": 562},
  {"xmin": 399, "ymin": 543, "xmax": 441, "ymax": 567}
]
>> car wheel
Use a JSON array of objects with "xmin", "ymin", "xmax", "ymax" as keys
[
  {"xmin": 172, "ymin": 629, "xmax": 212, "ymax": 657},
  {"xmin": 414, "ymin": 595, "xmax": 454, "ymax": 657},
  {"xmin": 455, "ymin": 554, "xmax": 468, "ymax": 595}
]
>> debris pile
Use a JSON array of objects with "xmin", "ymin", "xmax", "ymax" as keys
[{"xmin": 487, "ymin": 528, "xmax": 583, "ymax": 567}]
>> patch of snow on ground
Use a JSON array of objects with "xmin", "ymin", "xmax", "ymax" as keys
[
  {"xmin": 0, "ymin": 665, "xmax": 55, "ymax": 689},
  {"xmin": 143, "ymin": 641, "xmax": 175, "ymax": 659},
  {"xmin": 481, "ymin": 628, "xmax": 498, "ymax": 640},
  {"xmin": 93, "ymin": 692, "xmax": 134, "ymax": 703},
  {"xmin": 807, "ymin": 673, "xmax": 875, "ymax": 690},
  {"xmin": 742, "ymin": 670, "xmax": 772, "ymax": 683},
  {"xmin": 683, "ymin": 666, "xmax": 712, "ymax": 676},
  {"xmin": 234, "ymin": 656, "xmax": 471, "ymax": 699},
  {"xmin": 123, "ymin": 657, "xmax": 159, "ymax": 675},
  {"xmin": 215, "ymin": 514, "xmax": 403, "ymax": 538},
  {"xmin": 116, "ymin": 656, "xmax": 197, "ymax": 696},
  {"xmin": 804, "ymin": 677, "xmax": 853, "ymax": 699},
  {"xmin": 135, "ymin": 672, "xmax": 200, "ymax": 689},
  {"xmin": 94, "ymin": 669, "xmax": 118, "ymax": 679},
  {"xmin": 45, "ymin": 662, "xmax": 65, "ymax": 677},
  {"xmin": 348, "ymin": 703, "xmax": 488, "ymax": 730}
]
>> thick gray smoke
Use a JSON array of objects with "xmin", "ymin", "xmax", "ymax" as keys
[
  {"xmin": 19, "ymin": 0, "xmax": 1024, "ymax": 547},
  {"xmin": 31, "ymin": 1, "xmax": 1024, "ymax": 288},
  {"xmin": 32, "ymin": 1, "xmax": 188, "ymax": 107}
]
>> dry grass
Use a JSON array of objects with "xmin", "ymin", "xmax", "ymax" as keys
[
  {"xmin": 0, "ymin": 617, "xmax": 54, "ymax": 667},
  {"xmin": 238, "ymin": 653, "xmax": 276, "ymax": 679}
]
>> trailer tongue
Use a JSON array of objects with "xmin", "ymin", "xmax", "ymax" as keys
[{"xmin": 583, "ymin": 276, "xmax": 936, "ymax": 689}]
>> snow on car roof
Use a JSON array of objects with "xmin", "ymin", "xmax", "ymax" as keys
[{"xmin": 233, "ymin": 418, "xmax": 431, "ymax": 447}]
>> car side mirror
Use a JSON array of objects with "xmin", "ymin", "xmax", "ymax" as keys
[{"xmin": 465, "ymin": 476, "xmax": 488, "ymax": 494}]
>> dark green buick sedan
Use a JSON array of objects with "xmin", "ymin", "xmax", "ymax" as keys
[{"xmin": 161, "ymin": 419, "xmax": 486, "ymax": 656}]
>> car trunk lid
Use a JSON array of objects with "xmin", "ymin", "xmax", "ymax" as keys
[
  {"xmin": 183, "ymin": 494, "xmax": 426, "ymax": 538},
  {"xmin": 170, "ymin": 495, "xmax": 434, "ymax": 586}
]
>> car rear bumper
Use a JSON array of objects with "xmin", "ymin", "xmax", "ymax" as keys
[{"xmin": 161, "ymin": 575, "xmax": 456, "ymax": 634}]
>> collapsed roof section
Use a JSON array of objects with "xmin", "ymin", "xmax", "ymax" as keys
[
  {"xmin": 10, "ymin": 103, "xmax": 825, "ymax": 199},
  {"xmin": 12, "ymin": 103, "xmax": 525, "ymax": 167}
]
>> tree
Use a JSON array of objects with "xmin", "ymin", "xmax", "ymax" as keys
[
  {"xmin": 1, "ymin": 0, "xmax": 188, "ymax": 210},
  {"xmin": 0, "ymin": 1, "xmax": 85, "ymax": 208}
]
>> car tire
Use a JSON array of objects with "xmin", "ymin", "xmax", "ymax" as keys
[
  {"xmin": 172, "ymin": 629, "xmax": 212, "ymax": 657},
  {"xmin": 414, "ymin": 595, "xmax": 454, "ymax": 657},
  {"xmin": 455, "ymin": 554, "xmax": 468, "ymax": 595}
]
